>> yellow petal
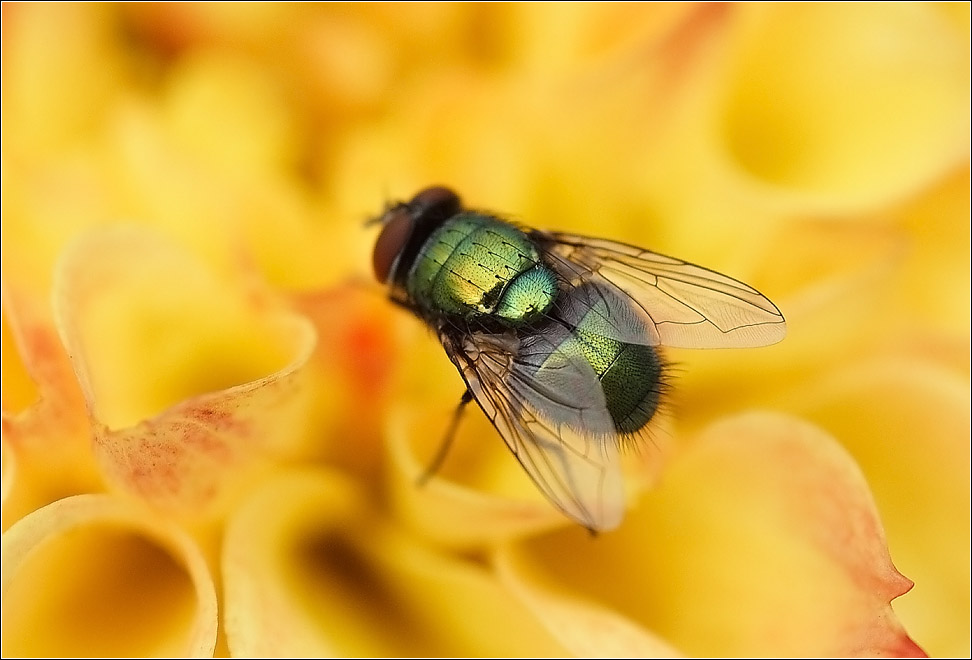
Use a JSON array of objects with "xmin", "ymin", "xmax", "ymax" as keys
[
  {"xmin": 670, "ymin": 217, "xmax": 905, "ymax": 432},
  {"xmin": 386, "ymin": 401, "xmax": 670, "ymax": 548},
  {"xmin": 504, "ymin": 3, "xmax": 698, "ymax": 75},
  {"xmin": 386, "ymin": 407, "xmax": 567, "ymax": 547},
  {"xmin": 1, "ymin": 494, "xmax": 217, "ymax": 657},
  {"xmin": 2, "ymin": 299, "xmax": 40, "ymax": 414},
  {"xmin": 53, "ymin": 227, "xmax": 316, "ymax": 518},
  {"xmin": 162, "ymin": 50, "xmax": 298, "ymax": 179},
  {"xmin": 1, "ymin": 440, "xmax": 16, "ymax": 509},
  {"xmin": 496, "ymin": 547, "xmax": 682, "ymax": 658},
  {"xmin": 289, "ymin": 286, "xmax": 407, "ymax": 477},
  {"xmin": 781, "ymin": 358, "xmax": 970, "ymax": 657},
  {"xmin": 2, "ymin": 3, "xmax": 130, "ymax": 157},
  {"xmin": 222, "ymin": 468, "xmax": 567, "ymax": 656},
  {"xmin": 895, "ymin": 165, "xmax": 971, "ymax": 339},
  {"xmin": 716, "ymin": 3, "xmax": 969, "ymax": 211},
  {"xmin": 501, "ymin": 413, "xmax": 922, "ymax": 657}
]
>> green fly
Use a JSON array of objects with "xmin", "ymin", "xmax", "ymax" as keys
[{"xmin": 372, "ymin": 186, "xmax": 785, "ymax": 532}]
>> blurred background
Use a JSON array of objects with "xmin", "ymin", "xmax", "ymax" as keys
[{"xmin": 2, "ymin": 3, "xmax": 969, "ymax": 657}]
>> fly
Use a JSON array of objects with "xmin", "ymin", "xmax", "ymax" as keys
[{"xmin": 371, "ymin": 186, "xmax": 785, "ymax": 532}]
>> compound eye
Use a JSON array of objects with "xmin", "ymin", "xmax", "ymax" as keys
[
  {"xmin": 409, "ymin": 186, "xmax": 461, "ymax": 218},
  {"xmin": 372, "ymin": 207, "xmax": 413, "ymax": 283}
]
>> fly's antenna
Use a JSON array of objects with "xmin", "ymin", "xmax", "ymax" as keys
[
  {"xmin": 363, "ymin": 184, "xmax": 406, "ymax": 228},
  {"xmin": 363, "ymin": 213, "xmax": 385, "ymax": 228}
]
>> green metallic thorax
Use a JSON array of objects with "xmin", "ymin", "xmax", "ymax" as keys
[
  {"xmin": 407, "ymin": 212, "xmax": 661, "ymax": 434},
  {"xmin": 406, "ymin": 212, "xmax": 558, "ymax": 326}
]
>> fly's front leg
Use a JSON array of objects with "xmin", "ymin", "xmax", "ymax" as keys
[{"xmin": 417, "ymin": 390, "xmax": 473, "ymax": 486}]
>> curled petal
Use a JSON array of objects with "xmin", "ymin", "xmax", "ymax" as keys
[
  {"xmin": 386, "ymin": 406, "xmax": 585, "ymax": 547},
  {"xmin": 387, "ymin": 404, "xmax": 669, "ymax": 547},
  {"xmin": 1, "ymin": 494, "xmax": 217, "ymax": 657},
  {"xmin": 500, "ymin": 413, "xmax": 924, "ymax": 657},
  {"xmin": 2, "ymin": 286, "xmax": 104, "ymax": 530},
  {"xmin": 53, "ymin": 227, "xmax": 317, "ymax": 518},
  {"xmin": 223, "ymin": 468, "xmax": 567, "ymax": 656}
]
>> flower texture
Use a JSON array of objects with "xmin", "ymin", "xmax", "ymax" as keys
[{"xmin": 2, "ymin": 3, "xmax": 968, "ymax": 657}]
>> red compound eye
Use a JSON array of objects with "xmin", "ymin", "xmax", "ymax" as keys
[
  {"xmin": 372, "ymin": 207, "xmax": 413, "ymax": 283},
  {"xmin": 372, "ymin": 186, "xmax": 461, "ymax": 284}
]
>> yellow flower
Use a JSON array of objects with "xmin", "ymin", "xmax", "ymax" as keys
[{"xmin": 2, "ymin": 3, "xmax": 968, "ymax": 657}]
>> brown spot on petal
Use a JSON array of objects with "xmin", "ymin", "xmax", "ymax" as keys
[
  {"xmin": 1, "ymin": 287, "xmax": 102, "ymax": 529},
  {"xmin": 51, "ymin": 228, "xmax": 317, "ymax": 519}
]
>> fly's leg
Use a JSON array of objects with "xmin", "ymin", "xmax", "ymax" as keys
[{"xmin": 417, "ymin": 390, "xmax": 473, "ymax": 486}]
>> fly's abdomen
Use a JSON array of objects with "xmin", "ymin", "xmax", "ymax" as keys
[
  {"xmin": 555, "ymin": 289, "xmax": 664, "ymax": 434},
  {"xmin": 575, "ymin": 330, "xmax": 663, "ymax": 433},
  {"xmin": 407, "ymin": 212, "xmax": 557, "ymax": 325}
]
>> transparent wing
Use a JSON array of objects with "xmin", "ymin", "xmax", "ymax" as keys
[
  {"xmin": 535, "ymin": 231, "xmax": 786, "ymax": 348},
  {"xmin": 440, "ymin": 330, "xmax": 626, "ymax": 532}
]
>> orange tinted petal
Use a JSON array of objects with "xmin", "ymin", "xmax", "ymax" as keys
[
  {"xmin": 53, "ymin": 227, "xmax": 316, "ymax": 518},
  {"xmin": 782, "ymin": 358, "xmax": 970, "ymax": 656},
  {"xmin": 1, "ymin": 286, "xmax": 103, "ymax": 530},
  {"xmin": 501, "ymin": 413, "xmax": 923, "ymax": 657}
]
